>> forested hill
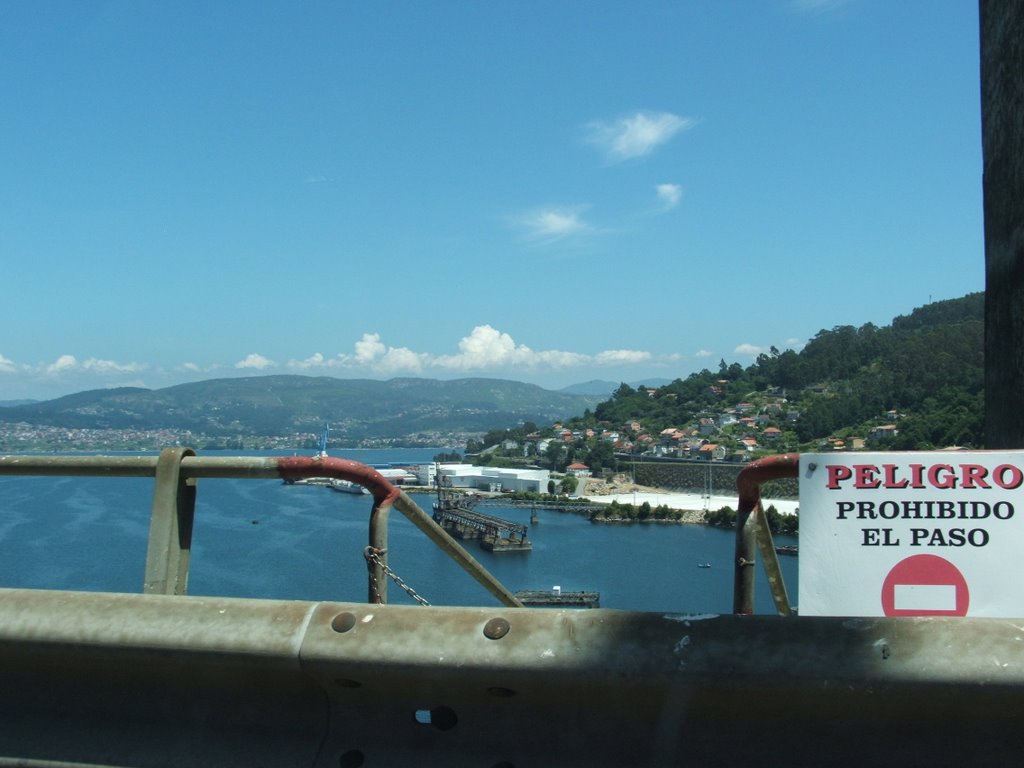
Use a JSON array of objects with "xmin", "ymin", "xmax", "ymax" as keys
[
  {"xmin": 1, "ymin": 376, "xmax": 602, "ymax": 442},
  {"xmin": 576, "ymin": 293, "xmax": 984, "ymax": 451}
]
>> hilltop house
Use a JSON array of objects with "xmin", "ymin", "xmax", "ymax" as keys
[
  {"xmin": 696, "ymin": 443, "xmax": 727, "ymax": 461},
  {"xmin": 698, "ymin": 418, "xmax": 718, "ymax": 436},
  {"xmin": 659, "ymin": 428, "xmax": 684, "ymax": 445},
  {"xmin": 870, "ymin": 424, "xmax": 899, "ymax": 442}
]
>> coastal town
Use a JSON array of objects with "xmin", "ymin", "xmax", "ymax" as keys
[{"xmin": 0, "ymin": 421, "xmax": 462, "ymax": 453}]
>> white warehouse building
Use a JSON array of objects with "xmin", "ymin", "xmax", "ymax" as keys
[{"xmin": 414, "ymin": 463, "xmax": 550, "ymax": 494}]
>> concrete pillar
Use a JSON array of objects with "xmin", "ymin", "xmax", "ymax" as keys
[{"xmin": 982, "ymin": 0, "xmax": 1024, "ymax": 447}]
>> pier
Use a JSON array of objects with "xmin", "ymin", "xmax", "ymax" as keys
[
  {"xmin": 515, "ymin": 589, "xmax": 601, "ymax": 608},
  {"xmin": 433, "ymin": 480, "xmax": 532, "ymax": 552}
]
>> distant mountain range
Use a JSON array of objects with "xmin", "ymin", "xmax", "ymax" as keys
[{"xmin": 0, "ymin": 376, "xmax": 604, "ymax": 440}]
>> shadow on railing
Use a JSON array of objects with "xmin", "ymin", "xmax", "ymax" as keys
[{"xmin": 0, "ymin": 448, "xmax": 523, "ymax": 607}]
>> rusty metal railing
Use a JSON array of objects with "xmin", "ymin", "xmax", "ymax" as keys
[
  {"xmin": 0, "ymin": 449, "xmax": 523, "ymax": 607},
  {"xmin": 733, "ymin": 453, "xmax": 799, "ymax": 615},
  {"xmin": 4, "ymin": 447, "xmax": 802, "ymax": 613}
]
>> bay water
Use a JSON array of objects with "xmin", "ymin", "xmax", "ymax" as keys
[{"xmin": 0, "ymin": 448, "xmax": 797, "ymax": 614}]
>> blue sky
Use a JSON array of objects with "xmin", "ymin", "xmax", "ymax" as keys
[{"xmin": 1, "ymin": 1, "xmax": 983, "ymax": 401}]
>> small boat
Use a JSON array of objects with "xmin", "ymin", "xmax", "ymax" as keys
[
  {"xmin": 328, "ymin": 478, "xmax": 370, "ymax": 495},
  {"xmin": 285, "ymin": 477, "xmax": 332, "ymax": 487},
  {"xmin": 697, "ymin": 562, "xmax": 711, "ymax": 568}
]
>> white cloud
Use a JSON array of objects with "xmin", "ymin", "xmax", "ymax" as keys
[
  {"xmin": 82, "ymin": 358, "xmax": 144, "ymax": 374},
  {"xmin": 694, "ymin": 349, "xmax": 714, "ymax": 358},
  {"xmin": 42, "ymin": 354, "xmax": 145, "ymax": 376},
  {"xmin": 235, "ymin": 353, "xmax": 276, "ymax": 370},
  {"xmin": 288, "ymin": 352, "xmax": 331, "ymax": 370},
  {"xmin": 585, "ymin": 111, "xmax": 695, "ymax": 161},
  {"xmin": 532, "ymin": 349, "xmax": 590, "ymax": 368},
  {"xmin": 337, "ymin": 334, "xmax": 428, "ymax": 375},
  {"xmin": 734, "ymin": 343, "xmax": 767, "ymax": 356},
  {"xmin": 374, "ymin": 346, "xmax": 426, "ymax": 375},
  {"xmin": 411, "ymin": 327, "xmax": 668, "ymax": 375},
  {"xmin": 180, "ymin": 361, "xmax": 224, "ymax": 375},
  {"xmin": 595, "ymin": 349, "xmax": 652, "ymax": 365},
  {"xmin": 519, "ymin": 207, "xmax": 589, "ymax": 241},
  {"xmin": 46, "ymin": 355, "xmax": 79, "ymax": 374},
  {"xmin": 434, "ymin": 325, "xmax": 538, "ymax": 370},
  {"xmin": 656, "ymin": 183, "xmax": 682, "ymax": 210},
  {"xmin": 9, "ymin": 328, "xmax": 693, "ymax": 399},
  {"xmin": 0, "ymin": 353, "xmax": 18, "ymax": 373},
  {"xmin": 346, "ymin": 326, "xmax": 659, "ymax": 376},
  {"xmin": 354, "ymin": 333, "xmax": 387, "ymax": 364},
  {"xmin": 19, "ymin": 334, "xmax": 671, "ymax": 383}
]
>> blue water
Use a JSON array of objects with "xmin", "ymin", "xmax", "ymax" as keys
[{"xmin": 0, "ymin": 449, "xmax": 797, "ymax": 614}]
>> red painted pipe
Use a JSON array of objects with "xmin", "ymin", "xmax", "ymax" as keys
[
  {"xmin": 275, "ymin": 456, "xmax": 402, "ymax": 508},
  {"xmin": 736, "ymin": 453, "xmax": 799, "ymax": 515}
]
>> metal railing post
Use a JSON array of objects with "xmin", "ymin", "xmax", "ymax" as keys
[
  {"xmin": 733, "ymin": 454, "xmax": 799, "ymax": 615},
  {"xmin": 144, "ymin": 447, "xmax": 197, "ymax": 595},
  {"xmin": 367, "ymin": 500, "xmax": 390, "ymax": 604}
]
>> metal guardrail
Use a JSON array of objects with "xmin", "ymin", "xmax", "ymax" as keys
[
  {"xmin": 3, "ymin": 588, "xmax": 1024, "ymax": 766},
  {"xmin": 0, "ymin": 449, "xmax": 523, "ymax": 608},
  {"xmin": 2, "ymin": 449, "xmax": 800, "ymax": 614}
]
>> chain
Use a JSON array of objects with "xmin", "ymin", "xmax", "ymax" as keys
[{"xmin": 364, "ymin": 547, "xmax": 431, "ymax": 606}]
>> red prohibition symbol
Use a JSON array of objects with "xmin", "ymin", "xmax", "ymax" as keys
[{"xmin": 881, "ymin": 554, "xmax": 969, "ymax": 617}]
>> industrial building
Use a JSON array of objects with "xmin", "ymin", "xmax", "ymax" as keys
[{"xmin": 414, "ymin": 463, "xmax": 550, "ymax": 494}]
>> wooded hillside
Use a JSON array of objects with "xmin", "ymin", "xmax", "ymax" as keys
[{"xmin": 577, "ymin": 293, "xmax": 983, "ymax": 451}]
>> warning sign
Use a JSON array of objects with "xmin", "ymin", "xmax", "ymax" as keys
[{"xmin": 798, "ymin": 451, "xmax": 1024, "ymax": 617}]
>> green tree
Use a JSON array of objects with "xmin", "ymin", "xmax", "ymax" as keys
[
  {"xmin": 583, "ymin": 440, "xmax": 616, "ymax": 474},
  {"xmin": 545, "ymin": 441, "xmax": 564, "ymax": 470},
  {"xmin": 612, "ymin": 382, "xmax": 636, "ymax": 400}
]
